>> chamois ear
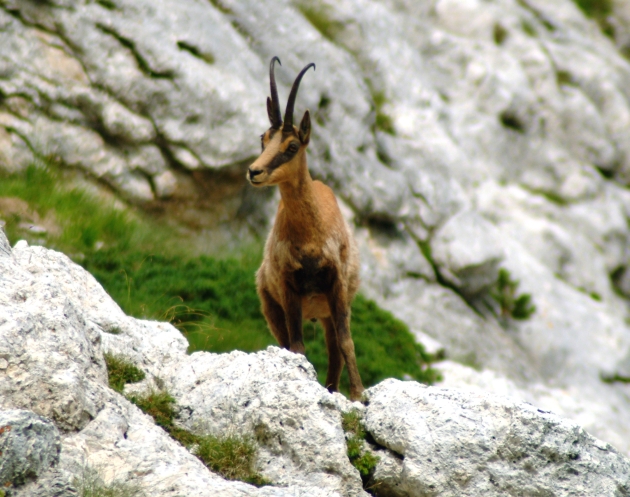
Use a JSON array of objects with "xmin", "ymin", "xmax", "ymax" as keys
[{"xmin": 299, "ymin": 110, "xmax": 311, "ymax": 145}]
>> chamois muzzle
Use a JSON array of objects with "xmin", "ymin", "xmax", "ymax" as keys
[{"xmin": 248, "ymin": 168, "xmax": 263, "ymax": 182}]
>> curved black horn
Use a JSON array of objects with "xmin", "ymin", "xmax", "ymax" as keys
[
  {"xmin": 283, "ymin": 62, "xmax": 315, "ymax": 132},
  {"xmin": 269, "ymin": 56, "xmax": 282, "ymax": 129}
]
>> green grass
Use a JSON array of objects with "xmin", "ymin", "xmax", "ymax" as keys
[
  {"xmin": 127, "ymin": 390, "xmax": 178, "ymax": 430},
  {"xmin": 104, "ymin": 353, "xmax": 146, "ymax": 393},
  {"xmin": 341, "ymin": 411, "xmax": 379, "ymax": 484},
  {"xmin": 1, "ymin": 162, "xmax": 440, "ymax": 398},
  {"xmin": 82, "ymin": 248, "xmax": 440, "ymax": 394},
  {"xmin": 0, "ymin": 162, "xmax": 167, "ymax": 256},
  {"xmin": 493, "ymin": 23, "xmax": 509, "ymax": 45},
  {"xmin": 73, "ymin": 466, "xmax": 144, "ymax": 497},
  {"xmin": 195, "ymin": 434, "xmax": 269, "ymax": 486}
]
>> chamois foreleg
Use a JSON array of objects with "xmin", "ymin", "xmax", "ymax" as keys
[
  {"xmin": 321, "ymin": 316, "xmax": 344, "ymax": 393},
  {"xmin": 260, "ymin": 288, "xmax": 290, "ymax": 348},
  {"xmin": 283, "ymin": 283, "xmax": 306, "ymax": 354},
  {"xmin": 326, "ymin": 277, "xmax": 364, "ymax": 401}
]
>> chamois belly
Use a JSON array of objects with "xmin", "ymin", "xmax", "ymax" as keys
[
  {"xmin": 288, "ymin": 256, "xmax": 335, "ymax": 320},
  {"xmin": 302, "ymin": 294, "xmax": 331, "ymax": 320}
]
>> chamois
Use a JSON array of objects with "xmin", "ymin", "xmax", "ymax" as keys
[{"xmin": 247, "ymin": 57, "xmax": 364, "ymax": 401}]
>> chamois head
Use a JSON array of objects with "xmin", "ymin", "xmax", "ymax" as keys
[{"xmin": 248, "ymin": 57, "xmax": 315, "ymax": 187}]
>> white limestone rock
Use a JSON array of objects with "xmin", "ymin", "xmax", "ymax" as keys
[
  {"xmin": 364, "ymin": 379, "xmax": 630, "ymax": 497},
  {"xmin": 431, "ymin": 209, "xmax": 505, "ymax": 296}
]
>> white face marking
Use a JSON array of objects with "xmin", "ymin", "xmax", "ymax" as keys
[{"xmin": 247, "ymin": 132, "xmax": 286, "ymax": 186}]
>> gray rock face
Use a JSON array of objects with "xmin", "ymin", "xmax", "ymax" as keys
[
  {"xmin": 364, "ymin": 379, "xmax": 630, "ymax": 497},
  {"xmin": 0, "ymin": 409, "xmax": 61, "ymax": 488}
]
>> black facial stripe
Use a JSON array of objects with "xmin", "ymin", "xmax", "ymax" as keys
[{"xmin": 268, "ymin": 146, "xmax": 298, "ymax": 171}]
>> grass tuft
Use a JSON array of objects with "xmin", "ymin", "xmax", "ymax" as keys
[
  {"xmin": 499, "ymin": 110, "xmax": 525, "ymax": 133},
  {"xmin": 490, "ymin": 268, "xmax": 536, "ymax": 321},
  {"xmin": 493, "ymin": 23, "xmax": 509, "ymax": 45},
  {"xmin": 195, "ymin": 434, "xmax": 270, "ymax": 486},
  {"xmin": 104, "ymin": 353, "xmax": 146, "ymax": 393},
  {"xmin": 342, "ymin": 410, "xmax": 364, "ymax": 436},
  {"xmin": 341, "ymin": 411, "xmax": 379, "ymax": 483},
  {"xmin": 73, "ymin": 466, "xmax": 144, "ymax": 497},
  {"xmin": 127, "ymin": 390, "xmax": 176, "ymax": 429}
]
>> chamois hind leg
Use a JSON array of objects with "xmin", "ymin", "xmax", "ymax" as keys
[
  {"xmin": 321, "ymin": 317, "xmax": 344, "ymax": 393},
  {"xmin": 326, "ymin": 280, "xmax": 364, "ymax": 401},
  {"xmin": 260, "ymin": 289, "xmax": 290, "ymax": 348}
]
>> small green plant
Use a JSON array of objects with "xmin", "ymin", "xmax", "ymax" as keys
[
  {"xmin": 499, "ymin": 110, "xmax": 525, "ymax": 133},
  {"xmin": 127, "ymin": 390, "xmax": 176, "ymax": 429},
  {"xmin": 73, "ymin": 466, "xmax": 144, "ymax": 497},
  {"xmin": 493, "ymin": 23, "xmax": 508, "ymax": 45},
  {"xmin": 573, "ymin": 0, "xmax": 614, "ymax": 38},
  {"xmin": 556, "ymin": 70, "xmax": 575, "ymax": 87},
  {"xmin": 601, "ymin": 372, "xmax": 630, "ymax": 384},
  {"xmin": 127, "ymin": 389, "xmax": 197, "ymax": 447},
  {"xmin": 521, "ymin": 19, "xmax": 537, "ymax": 37},
  {"xmin": 195, "ymin": 434, "xmax": 269, "ymax": 486},
  {"xmin": 372, "ymin": 91, "xmax": 395, "ymax": 135},
  {"xmin": 104, "ymin": 353, "xmax": 145, "ymax": 393},
  {"xmin": 298, "ymin": 5, "xmax": 344, "ymax": 42},
  {"xmin": 341, "ymin": 411, "xmax": 379, "ymax": 484},
  {"xmin": 490, "ymin": 268, "xmax": 536, "ymax": 320}
]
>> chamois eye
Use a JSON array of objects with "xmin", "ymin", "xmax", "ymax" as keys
[
  {"xmin": 288, "ymin": 143, "xmax": 299, "ymax": 154},
  {"xmin": 260, "ymin": 135, "xmax": 265, "ymax": 151}
]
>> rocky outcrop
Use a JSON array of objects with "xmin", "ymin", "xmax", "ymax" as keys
[
  {"xmin": 2, "ymin": 0, "xmax": 630, "ymax": 462},
  {"xmin": 1, "ymin": 228, "xmax": 630, "ymax": 496}
]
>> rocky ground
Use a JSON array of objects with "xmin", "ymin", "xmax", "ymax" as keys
[
  {"xmin": 2, "ymin": 0, "xmax": 630, "ymax": 479},
  {"xmin": 2, "ymin": 228, "xmax": 630, "ymax": 496}
]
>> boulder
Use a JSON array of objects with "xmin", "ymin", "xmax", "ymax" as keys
[{"xmin": 364, "ymin": 379, "xmax": 630, "ymax": 497}]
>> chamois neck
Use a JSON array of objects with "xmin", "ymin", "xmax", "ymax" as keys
[{"xmin": 277, "ymin": 157, "xmax": 322, "ymax": 240}]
